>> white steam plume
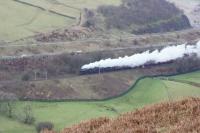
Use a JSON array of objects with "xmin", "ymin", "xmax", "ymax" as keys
[{"xmin": 81, "ymin": 41, "xmax": 200, "ymax": 70}]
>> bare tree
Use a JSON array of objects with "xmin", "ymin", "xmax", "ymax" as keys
[
  {"xmin": 0, "ymin": 91, "xmax": 18, "ymax": 118},
  {"xmin": 22, "ymin": 104, "xmax": 35, "ymax": 125}
]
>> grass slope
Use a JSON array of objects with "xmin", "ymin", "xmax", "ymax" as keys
[
  {"xmin": 172, "ymin": 71, "xmax": 200, "ymax": 83},
  {"xmin": 0, "ymin": 0, "xmax": 121, "ymax": 41},
  {"xmin": 56, "ymin": 0, "xmax": 121, "ymax": 9},
  {"xmin": 63, "ymin": 98, "xmax": 200, "ymax": 133},
  {"xmin": 1, "ymin": 71, "xmax": 200, "ymax": 133},
  {"xmin": 0, "ymin": 0, "xmax": 75, "ymax": 41}
]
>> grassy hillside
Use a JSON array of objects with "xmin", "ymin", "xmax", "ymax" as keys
[
  {"xmin": 0, "ymin": 0, "xmax": 75, "ymax": 41},
  {"xmin": 0, "ymin": 0, "xmax": 121, "ymax": 41},
  {"xmin": 1, "ymin": 0, "xmax": 194, "ymax": 42},
  {"xmin": 63, "ymin": 98, "xmax": 200, "ymax": 133},
  {"xmin": 172, "ymin": 71, "xmax": 200, "ymax": 83},
  {"xmin": 50, "ymin": 0, "xmax": 121, "ymax": 9},
  {"xmin": 1, "ymin": 71, "xmax": 200, "ymax": 133}
]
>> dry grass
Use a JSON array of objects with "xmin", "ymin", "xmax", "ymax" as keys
[{"xmin": 61, "ymin": 98, "xmax": 200, "ymax": 133}]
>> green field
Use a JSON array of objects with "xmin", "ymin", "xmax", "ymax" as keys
[
  {"xmin": 0, "ymin": 0, "xmax": 75, "ymax": 41},
  {"xmin": 0, "ymin": 71, "xmax": 200, "ymax": 133},
  {"xmin": 0, "ymin": 116, "xmax": 35, "ymax": 133},
  {"xmin": 0, "ymin": 0, "xmax": 121, "ymax": 41}
]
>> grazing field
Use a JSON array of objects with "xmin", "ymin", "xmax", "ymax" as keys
[
  {"xmin": 0, "ymin": 71, "xmax": 200, "ymax": 133},
  {"xmin": 0, "ymin": 0, "xmax": 121, "ymax": 41},
  {"xmin": 56, "ymin": 0, "xmax": 121, "ymax": 9},
  {"xmin": 0, "ymin": 0, "xmax": 75, "ymax": 41},
  {"xmin": 172, "ymin": 71, "xmax": 200, "ymax": 83}
]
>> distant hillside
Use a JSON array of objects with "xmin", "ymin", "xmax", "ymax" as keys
[
  {"xmin": 84, "ymin": 0, "xmax": 191, "ymax": 34},
  {"xmin": 33, "ymin": 0, "xmax": 192, "ymax": 42},
  {"xmin": 62, "ymin": 98, "xmax": 200, "ymax": 133},
  {"xmin": 167, "ymin": 0, "xmax": 200, "ymax": 27},
  {"xmin": 1, "ymin": 0, "xmax": 194, "ymax": 42}
]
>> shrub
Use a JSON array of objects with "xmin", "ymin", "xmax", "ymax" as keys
[
  {"xmin": 0, "ymin": 91, "xmax": 18, "ymax": 118},
  {"xmin": 36, "ymin": 122, "xmax": 54, "ymax": 133},
  {"xmin": 18, "ymin": 104, "xmax": 35, "ymax": 125},
  {"xmin": 175, "ymin": 55, "xmax": 200, "ymax": 73},
  {"xmin": 22, "ymin": 74, "xmax": 30, "ymax": 81}
]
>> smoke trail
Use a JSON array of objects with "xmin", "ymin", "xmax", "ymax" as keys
[{"xmin": 81, "ymin": 41, "xmax": 200, "ymax": 70}]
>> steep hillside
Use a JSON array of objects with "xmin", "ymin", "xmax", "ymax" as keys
[
  {"xmin": 62, "ymin": 98, "xmax": 200, "ymax": 133},
  {"xmin": 167, "ymin": 0, "xmax": 200, "ymax": 27},
  {"xmin": 93, "ymin": 0, "xmax": 191, "ymax": 34}
]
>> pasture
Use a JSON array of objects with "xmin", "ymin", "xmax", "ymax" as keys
[
  {"xmin": 0, "ymin": 0, "xmax": 75, "ymax": 41},
  {"xmin": 0, "ymin": 71, "xmax": 200, "ymax": 133},
  {"xmin": 0, "ymin": 0, "xmax": 121, "ymax": 41}
]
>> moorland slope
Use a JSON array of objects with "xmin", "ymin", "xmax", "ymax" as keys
[{"xmin": 62, "ymin": 98, "xmax": 200, "ymax": 133}]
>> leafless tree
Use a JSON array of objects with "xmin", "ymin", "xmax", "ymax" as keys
[{"xmin": 0, "ymin": 91, "xmax": 18, "ymax": 118}]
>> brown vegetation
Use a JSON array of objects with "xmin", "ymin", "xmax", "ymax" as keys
[
  {"xmin": 0, "ymin": 45, "xmax": 168, "ymax": 81},
  {"xmin": 61, "ymin": 98, "xmax": 200, "ymax": 133},
  {"xmin": 0, "ymin": 64, "xmax": 177, "ymax": 100},
  {"xmin": 35, "ymin": 26, "xmax": 92, "ymax": 42},
  {"xmin": 0, "ymin": 54, "xmax": 199, "ymax": 100}
]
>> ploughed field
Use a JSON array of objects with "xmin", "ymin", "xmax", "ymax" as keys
[{"xmin": 0, "ymin": 71, "xmax": 200, "ymax": 133}]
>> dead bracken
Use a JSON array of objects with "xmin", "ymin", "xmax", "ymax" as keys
[{"xmin": 59, "ymin": 98, "xmax": 200, "ymax": 133}]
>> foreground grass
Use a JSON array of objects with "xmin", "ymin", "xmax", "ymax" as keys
[
  {"xmin": 0, "ymin": 71, "xmax": 200, "ymax": 133},
  {"xmin": 0, "ymin": 116, "xmax": 35, "ymax": 133}
]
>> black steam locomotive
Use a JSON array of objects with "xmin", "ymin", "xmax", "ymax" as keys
[{"xmin": 79, "ymin": 60, "xmax": 174, "ymax": 75}]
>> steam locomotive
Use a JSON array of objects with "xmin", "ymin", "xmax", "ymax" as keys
[{"xmin": 79, "ymin": 60, "xmax": 174, "ymax": 75}]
